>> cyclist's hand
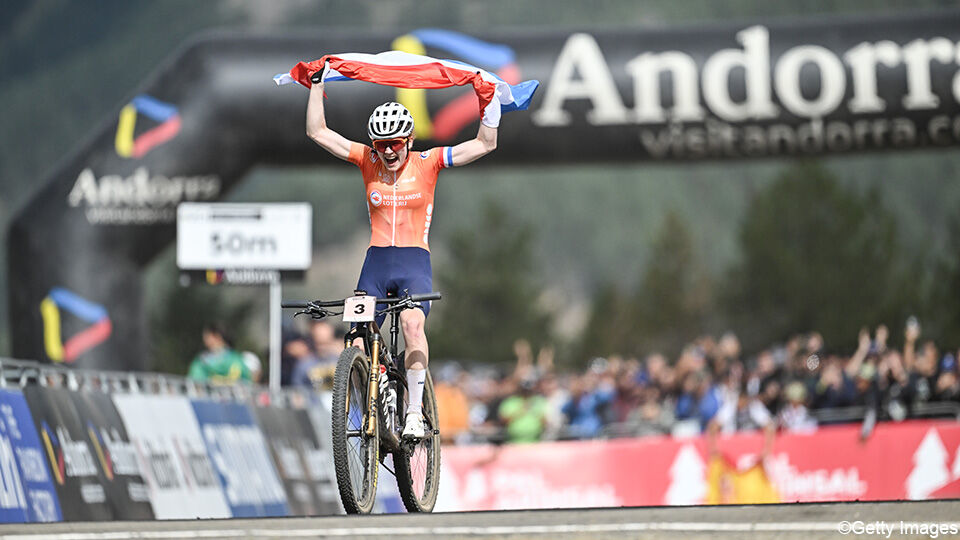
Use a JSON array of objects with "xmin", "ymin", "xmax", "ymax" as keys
[{"xmin": 310, "ymin": 60, "xmax": 330, "ymax": 85}]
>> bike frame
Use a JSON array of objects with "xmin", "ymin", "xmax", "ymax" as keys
[{"xmin": 342, "ymin": 307, "xmax": 406, "ymax": 442}]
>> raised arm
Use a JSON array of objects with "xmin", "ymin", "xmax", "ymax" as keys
[
  {"xmin": 448, "ymin": 123, "xmax": 497, "ymax": 166},
  {"xmin": 306, "ymin": 80, "xmax": 356, "ymax": 161}
]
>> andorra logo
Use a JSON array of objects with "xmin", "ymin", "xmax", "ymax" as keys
[
  {"xmin": 86, "ymin": 421, "xmax": 115, "ymax": 481},
  {"xmin": 40, "ymin": 422, "xmax": 65, "ymax": 485},
  {"xmin": 392, "ymin": 29, "xmax": 522, "ymax": 142},
  {"xmin": 40, "ymin": 287, "xmax": 112, "ymax": 364},
  {"xmin": 114, "ymin": 94, "xmax": 182, "ymax": 158}
]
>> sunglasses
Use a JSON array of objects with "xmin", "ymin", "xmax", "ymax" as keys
[{"xmin": 372, "ymin": 138, "xmax": 408, "ymax": 153}]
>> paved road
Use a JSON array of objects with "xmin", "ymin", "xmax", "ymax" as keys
[{"xmin": 2, "ymin": 501, "xmax": 959, "ymax": 539}]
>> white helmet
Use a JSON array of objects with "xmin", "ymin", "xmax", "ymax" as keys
[{"xmin": 367, "ymin": 102, "xmax": 414, "ymax": 140}]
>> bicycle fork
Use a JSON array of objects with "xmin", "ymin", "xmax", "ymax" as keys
[{"xmin": 366, "ymin": 338, "xmax": 380, "ymax": 437}]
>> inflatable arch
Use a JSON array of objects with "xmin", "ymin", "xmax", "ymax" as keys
[{"xmin": 9, "ymin": 11, "xmax": 960, "ymax": 368}]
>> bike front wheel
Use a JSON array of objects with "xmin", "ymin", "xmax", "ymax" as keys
[
  {"xmin": 395, "ymin": 371, "xmax": 441, "ymax": 512},
  {"xmin": 330, "ymin": 346, "xmax": 379, "ymax": 514}
]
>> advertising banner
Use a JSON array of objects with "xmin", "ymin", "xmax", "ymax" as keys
[
  {"xmin": 437, "ymin": 419, "xmax": 960, "ymax": 511},
  {"xmin": 0, "ymin": 389, "xmax": 61, "ymax": 523},
  {"xmin": 22, "ymin": 386, "xmax": 113, "ymax": 521},
  {"xmin": 306, "ymin": 393, "xmax": 401, "ymax": 513},
  {"xmin": 191, "ymin": 399, "xmax": 288, "ymax": 518},
  {"xmin": 292, "ymin": 408, "xmax": 342, "ymax": 515},
  {"xmin": 112, "ymin": 393, "xmax": 229, "ymax": 519},
  {"xmin": 254, "ymin": 405, "xmax": 339, "ymax": 516},
  {"xmin": 69, "ymin": 391, "xmax": 154, "ymax": 519}
]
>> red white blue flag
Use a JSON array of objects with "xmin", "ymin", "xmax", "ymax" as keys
[{"xmin": 274, "ymin": 51, "xmax": 539, "ymax": 127}]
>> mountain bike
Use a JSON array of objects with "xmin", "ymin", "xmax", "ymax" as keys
[{"xmin": 283, "ymin": 290, "xmax": 442, "ymax": 514}]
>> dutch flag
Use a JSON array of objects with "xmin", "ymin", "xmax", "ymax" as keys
[{"xmin": 273, "ymin": 50, "xmax": 539, "ymax": 127}]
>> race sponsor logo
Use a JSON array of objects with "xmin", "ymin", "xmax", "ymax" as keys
[
  {"xmin": 113, "ymin": 394, "xmax": 230, "ymax": 519},
  {"xmin": 39, "ymin": 288, "xmax": 111, "ymax": 364},
  {"xmin": 369, "ymin": 190, "xmax": 383, "ymax": 207},
  {"xmin": 420, "ymin": 151, "xmax": 430, "ymax": 159},
  {"xmin": 68, "ymin": 167, "xmax": 221, "ymax": 225},
  {"xmin": 442, "ymin": 466, "xmax": 622, "ymax": 510},
  {"xmin": 40, "ymin": 423, "xmax": 98, "ymax": 485},
  {"xmin": 87, "ymin": 424, "xmax": 140, "ymax": 479},
  {"xmin": 192, "ymin": 400, "xmax": 287, "ymax": 517},
  {"xmin": 114, "ymin": 95, "xmax": 181, "ymax": 159},
  {"xmin": 0, "ymin": 431, "xmax": 27, "ymax": 511},
  {"xmin": 204, "ymin": 269, "xmax": 281, "ymax": 285},
  {"xmin": 374, "ymin": 191, "xmax": 423, "ymax": 208},
  {"xmin": 765, "ymin": 452, "xmax": 868, "ymax": 501},
  {"xmin": 0, "ymin": 393, "xmax": 61, "ymax": 523},
  {"xmin": 533, "ymin": 26, "xmax": 960, "ymax": 158},
  {"xmin": 199, "ymin": 423, "xmax": 287, "ymax": 507}
]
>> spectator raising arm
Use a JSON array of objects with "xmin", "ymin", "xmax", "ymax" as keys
[{"xmin": 845, "ymin": 327, "xmax": 871, "ymax": 379}]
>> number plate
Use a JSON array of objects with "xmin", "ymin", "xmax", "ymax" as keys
[{"xmin": 343, "ymin": 295, "xmax": 376, "ymax": 322}]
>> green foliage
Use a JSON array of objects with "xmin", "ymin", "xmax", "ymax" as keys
[
  {"xmin": 724, "ymin": 161, "xmax": 905, "ymax": 350},
  {"xmin": 429, "ymin": 200, "xmax": 552, "ymax": 365},
  {"xmin": 148, "ymin": 275, "xmax": 258, "ymax": 376},
  {"xmin": 922, "ymin": 215, "xmax": 960, "ymax": 350},
  {"xmin": 633, "ymin": 210, "xmax": 714, "ymax": 355},
  {"xmin": 579, "ymin": 209, "xmax": 712, "ymax": 359}
]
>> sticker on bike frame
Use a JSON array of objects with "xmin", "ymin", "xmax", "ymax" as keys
[{"xmin": 343, "ymin": 295, "xmax": 376, "ymax": 322}]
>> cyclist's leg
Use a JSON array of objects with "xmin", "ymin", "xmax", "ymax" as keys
[
  {"xmin": 391, "ymin": 247, "xmax": 432, "ymax": 368},
  {"xmin": 355, "ymin": 248, "xmax": 389, "ymax": 347},
  {"xmin": 392, "ymin": 248, "xmax": 432, "ymax": 430}
]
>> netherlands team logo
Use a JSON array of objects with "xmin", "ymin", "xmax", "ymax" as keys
[{"xmin": 370, "ymin": 190, "xmax": 383, "ymax": 207}]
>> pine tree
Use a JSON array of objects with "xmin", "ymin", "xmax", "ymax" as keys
[
  {"xmin": 579, "ymin": 209, "xmax": 711, "ymax": 359},
  {"xmin": 429, "ymin": 200, "xmax": 551, "ymax": 365},
  {"xmin": 725, "ymin": 161, "xmax": 904, "ymax": 350},
  {"xmin": 633, "ymin": 209, "xmax": 712, "ymax": 356}
]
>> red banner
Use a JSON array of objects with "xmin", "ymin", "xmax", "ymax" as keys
[{"xmin": 436, "ymin": 420, "xmax": 960, "ymax": 511}]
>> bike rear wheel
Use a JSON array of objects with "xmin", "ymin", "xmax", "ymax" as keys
[
  {"xmin": 331, "ymin": 347, "xmax": 379, "ymax": 514},
  {"xmin": 394, "ymin": 371, "xmax": 441, "ymax": 512}
]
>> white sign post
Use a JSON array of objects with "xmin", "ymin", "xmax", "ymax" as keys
[{"xmin": 177, "ymin": 203, "xmax": 312, "ymax": 392}]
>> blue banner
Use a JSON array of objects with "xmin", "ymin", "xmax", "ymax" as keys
[
  {"xmin": 190, "ymin": 399, "xmax": 288, "ymax": 518},
  {"xmin": 0, "ymin": 389, "xmax": 61, "ymax": 523}
]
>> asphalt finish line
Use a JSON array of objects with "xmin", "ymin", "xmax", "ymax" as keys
[{"xmin": 2, "ymin": 501, "xmax": 958, "ymax": 540}]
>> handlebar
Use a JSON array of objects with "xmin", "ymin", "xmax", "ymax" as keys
[{"xmin": 281, "ymin": 292, "xmax": 441, "ymax": 309}]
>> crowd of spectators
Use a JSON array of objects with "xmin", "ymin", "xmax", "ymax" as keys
[
  {"xmin": 270, "ymin": 318, "xmax": 959, "ymax": 445},
  {"xmin": 279, "ymin": 320, "xmax": 346, "ymax": 388},
  {"xmin": 433, "ymin": 323, "xmax": 960, "ymax": 445}
]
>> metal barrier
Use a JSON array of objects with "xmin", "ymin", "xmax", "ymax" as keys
[
  {"xmin": 0, "ymin": 356, "xmax": 310, "ymax": 406},
  {"xmin": 0, "ymin": 356, "xmax": 342, "ymax": 522},
  {"xmin": 594, "ymin": 402, "xmax": 960, "ymax": 441}
]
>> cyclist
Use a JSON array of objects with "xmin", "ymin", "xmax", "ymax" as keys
[{"xmin": 305, "ymin": 70, "xmax": 497, "ymax": 439}]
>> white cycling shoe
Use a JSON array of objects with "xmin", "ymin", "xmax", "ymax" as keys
[{"xmin": 402, "ymin": 411, "xmax": 425, "ymax": 439}]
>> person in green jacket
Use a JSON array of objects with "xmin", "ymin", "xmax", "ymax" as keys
[
  {"xmin": 187, "ymin": 323, "xmax": 251, "ymax": 384},
  {"xmin": 498, "ymin": 378, "xmax": 549, "ymax": 443}
]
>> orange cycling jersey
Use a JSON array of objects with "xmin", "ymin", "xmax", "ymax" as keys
[{"xmin": 348, "ymin": 143, "xmax": 452, "ymax": 251}]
